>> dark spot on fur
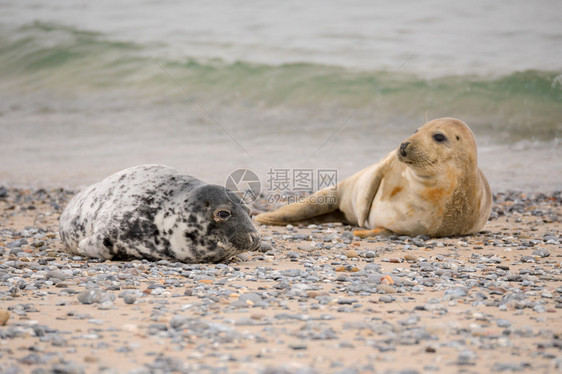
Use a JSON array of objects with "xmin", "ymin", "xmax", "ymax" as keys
[
  {"xmin": 103, "ymin": 237, "xmax": 113, "ymax": 249},
  {"xmin": 185, "ymin": 231, "xmax": 197, "ymax": 242}
]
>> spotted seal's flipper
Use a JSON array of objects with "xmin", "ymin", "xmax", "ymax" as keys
[
  {"xmin": 254, "ymin": 188, "xmax": 342, "ymax": 226},
  {"xmin": 77, "ymin": 236, "xmax": 113, "ymax": 260}
]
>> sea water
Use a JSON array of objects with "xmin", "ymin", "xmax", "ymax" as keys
[{"xmin": 0, "ymin": 0, "xmax": 560, "ymax": 191}]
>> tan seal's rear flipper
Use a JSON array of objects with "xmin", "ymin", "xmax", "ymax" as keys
[
  {"xmin": 255, "ymin": 153, "xmax": 390, "ymax": 228},
  {"xmin": 352, "ymin": 227, "xmax": 393, "ymax": 238},
  {"xmin": 254, "ymin": 188, "xmax": 344, "ymax": 225}
]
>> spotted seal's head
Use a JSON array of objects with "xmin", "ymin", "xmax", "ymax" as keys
[
  {"xmin": 397, "ymin": 118, "xmax": 478, "ymax": 176},
  {"xmin": 185, "ymin": 184, "xmax": 261, "ymax": 263}
]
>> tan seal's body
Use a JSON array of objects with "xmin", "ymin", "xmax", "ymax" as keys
[{"xmin": 255, "ymin": 118, "xmax": 492, "ymax": 237}]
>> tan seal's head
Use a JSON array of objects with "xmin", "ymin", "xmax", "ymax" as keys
[{"xmin": 397, "ymin": 118, "xmax": 477, "ymax": 176}]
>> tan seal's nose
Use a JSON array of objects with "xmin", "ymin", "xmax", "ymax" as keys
[{"xmin": 399, "ymin": 142, "xmax": 410, "ymax": 157}]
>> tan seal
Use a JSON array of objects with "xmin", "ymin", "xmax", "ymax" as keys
[{"xmin": 255, "ymin": 118, "xmax": 492, "ymax": 237}]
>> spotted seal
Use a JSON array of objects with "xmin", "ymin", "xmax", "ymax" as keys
[
  {"xmin": 59, "ymin": 165, "xmax": 261, "ymax": 263},
  {"xmin": 255, "ymin": 118, "xmax": 492, "ymax": 237}
]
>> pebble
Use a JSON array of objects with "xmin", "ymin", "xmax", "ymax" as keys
[
  {"xmin": 492, "ymin": 362, "xmax": 531, "ymax": 371},
  {"xmin": 444, "ymin": 287, "xmax": 468, "ymax": 298},
  {"xmin": 378, "ymin": 284, "xmax": 396, "ymax": 294},
  {"xmin": 260, "ymin": 242, "xmax": 274, "ymax": 253},
  {"xmin": 77, "ymin": 289, "xmax": 104, "ymax": 304},
  {"xmin": 7, "ymin": 238, "xmax": 28, "ymax": 248},
  {"xmin": 379, "ymin": 295, "xmax": 395, "ymax": 303},
  {"xmin": 532, "ymin": 248, "xmax": 550, "ymax": 257},
  {"xmin": 457, "ymin": 350, "xmax": 476, "ymax": 365},
  {"xmin": 123, "ymin": 294, "xmax": 137, "ymax": 304},
  {"xmin": 0, "ymin": 310, "xmax": 9, "ymax": 326},
  {"xmin": 289, "ymin": 343, "xmax": 308, "ymax": 350},
  {"xmin": 496, "ymin": 319, "xmax": 512, "ymax": 328}
]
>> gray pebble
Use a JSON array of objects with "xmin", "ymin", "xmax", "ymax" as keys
[
  {"xmin": 169, "ymin": 315, "xmax": 190, "ymax": 330},
  {"xmin": 77, "ymin": 289, "xmax": 104, "ymax": 304},
  {"xmin": 532, "ymin": 248, "xmax": 550, "ymax": 257},
  {"xmin": 457, "ymin": 350, "xmax": 476, "ymax": 365},
  {"xmin": 492, "ymin": 362, "xmax": 531, "ymax": 371},
  {"xmin": 342, "ymin": 231, "xmax": 354, "ymax": 241},
  {"xmin": 496, "ymin": 319, "xmax": 512, "ymax": 328},
  {"xmin": 51, "ymin": 335, "xmax": 67, "ymax": 347},
  {"xmin": 444, "ymin": 287, "xmax": 468, "ymax": 298},
  {"xmin": 46, "ymin": 270, "xmax": 70, "ymax": 280},
  {"xmin": 98, "ymin": 301, "xmax": 114, "ymax": 310},
  {"xmin": 239, "ymin": 292, "xmax": 262, "ymax": 304},
  {"xmin": 123, "ymin": 294, "xmax": 137, "ymax": 304},
  {"xmin": 260, "ymin": 242, "xmax": 274, "ymax": 252},
  {"xmin": 51, "ymin": 362, "xmax": 85, "ymax": 374},
  {"xmin": 7, "ymin": 239, "xmax": 28, "ymax": 248},
  {"xmin": 289, "ymin": 343, "xmax": 308, "ymax": 350},
  {"xmin": 541, "ymin": 291, "xmax": 553, "ymax": 299},
  {"xmin": 379, "ymin": 295, "xmax": 395, "ymax": 303}
]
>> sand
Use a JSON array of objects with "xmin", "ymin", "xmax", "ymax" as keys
[{"xmin": 0, "ymin": 188, "xmax": 560, "ymax": 374}]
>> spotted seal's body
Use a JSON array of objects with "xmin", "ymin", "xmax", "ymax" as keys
[
  {"xmin": 256, "ymin": 118, "xmax": 492, "ymax": 238},
  {"xmin": 59, "ymin": 165, "xmax": 260, "ymax": 263}
]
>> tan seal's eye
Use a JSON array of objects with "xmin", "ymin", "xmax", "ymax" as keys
[
  {"xmin": 433, "ymin": 133, "xmax": 447, "ymax": 143},
  {"xmin": 216, "ymin": 210, "xmax": 231, "ymax": 220}
]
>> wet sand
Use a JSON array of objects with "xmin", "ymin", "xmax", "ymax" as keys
[{"xmin": 0, "ymin": 188, "xmax": 560, "ymax": 374}]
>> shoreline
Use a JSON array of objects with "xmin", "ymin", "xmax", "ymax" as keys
[{"xmin": 0, "ymin": 188, "xmax": 560, "ymax": 373}]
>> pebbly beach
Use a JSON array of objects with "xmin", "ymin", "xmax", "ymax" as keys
[
  {"xmin": 0, "ymin": 187, "xmax": 560, "ymax": 373},
  {"xmin": 1, "ymin": 1, "xmax": 561, "ymax": 373}
]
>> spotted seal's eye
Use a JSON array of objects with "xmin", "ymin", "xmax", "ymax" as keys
[
  {"xmin": 216, "ymin": 210, "xmax": 231, "ymax": 220},
  {"xmin": 433, "ymin": 133, "xmax": 447, "ymax": 143}
]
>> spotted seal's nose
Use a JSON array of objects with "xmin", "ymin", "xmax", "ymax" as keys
[
  {"xmin": 399, "ymin": 142, "xmax": 410, "ymax": 157},
  {"xmin": 249, "ymin": 232, "xmax": 261, "ymax": 250}
]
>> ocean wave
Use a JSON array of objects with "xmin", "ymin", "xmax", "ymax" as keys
[{"xmin": 1, "ymin": 21, "xmax": 561, "ymax": 142}]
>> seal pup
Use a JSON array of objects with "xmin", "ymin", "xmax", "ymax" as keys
[
  {"xmin": 255, "ymin": 118, "xmax": 492, "ymax": 237},
  {"xmin": 59, "ymin": 165, "xmax": 261, "ymax": 263}
]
